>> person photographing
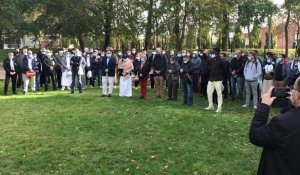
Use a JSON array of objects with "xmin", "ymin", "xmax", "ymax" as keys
[{"xmin": 249, "ymin": 77, "xmax": 300, "ymax": 175}]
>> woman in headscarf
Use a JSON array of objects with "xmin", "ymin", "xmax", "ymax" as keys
[
  {"xmin": 137, "ymin": 53, "xmax": 151, "ymax": 99},
  {"xmin": 119, "ymin": 55, "xmax": 134, "ymax": 97}
]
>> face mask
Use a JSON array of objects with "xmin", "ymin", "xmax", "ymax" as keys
[
  {"xmin": 276, "ymin": 58, "xmax": 282, "ymax": 63},
  {"xmin": 118, "ymin": 53, "xmax": 122, "ymax": 56},
  {"xmin": 132, "ymin": 51, "xmax": 136, "ymax": 54},
  {"xmin": 170, "ymin": 61, "xmax": 174, "ymax": 64},
  {"xmin": 267, "ymin": 59, "xmax": 271, "ymax": 63},
  {"xmin": 182, "ymin": 53, "xmax": 186, "ymax": 56},
  {"xmin": 199, "ymin": 53, "xmax": 203, "ymax": 56},
  {"xmin": 47, "ymin": 54, "xmax": 51, "ymax": 57},
  {"xmin": 211, "ymin": 54, "xmax": 216, "ymax": 59},
  {"xmin": 162, "ymin": 52, "xmax": 166, "ymax": 55},
  {"xmin": 9, "ymin": 56, "xmax": 14, "ymax": 59},
  {"xmin": 141, "ymin": 58, "xmax": 145, "ymax": 62},
  {"xmin": 177, "ymin": 54, "xmax": 182, "ymax": 57},
  {"xmin": 152, "ymin": 52, "xmax": 156, "ymax": 55},
  {"xmin": 248, "ymin": 57, "xmax": 252, "ymax": 61},
  {"xmin": 170, "ymin": 52, "xmax": 174, "ymax": 55},
  {"xmin": 42, "ymin": 52, "xmax": 46, "ymax": 54},
  {"xmin": 127, "ymin": 53, "xmax": 131, "ymax": 55},
  {"xmin": 136, "ymin": 57, "xmax": 140, "ymax": 60},
  {"xmin": 106, "ymin": 54, "xmax": 112, "ymax": 57},
  {"xmin": 28, "ymin": 54, "xmax": 33, "ymax": 58},
  {"xmin": 193, "ymin": 54, "xmax": 196, "ymax": 58},
  {"xmin": 24, "ymin": 52, "xmax": 28, "ymax": 56},
  {"xmin": 183, "ymin": 60, "xmax": 188, "ymax": 64}
]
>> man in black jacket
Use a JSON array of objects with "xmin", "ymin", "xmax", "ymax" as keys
[
  {"xmin": 249, "ymin": 79, "xmax": 300, "ymax": 175},
  {"xmin": 152, "ymin": 48, "xmax": 167, "ymax": 98},
  {"xmin": 90, "ymin": 50, "xmax": 102, "ymax": 88},
  {"xmin": 205, "ymin": 48, "xmax": 226, "ymax": 113},
  {"xmin": 42, "ymin": 50, "xmax": 57, "ymax": 91},
  {"xmin": 3, "ymin": 52, "xmax": 18, "ymax": 95},
  {"xmin": 70, "ymin": 48, "xmax": 83, "ymax": 94},
  {"xmin": 230, "ymin": 50, "xmax": 245, "ymax": 101}
]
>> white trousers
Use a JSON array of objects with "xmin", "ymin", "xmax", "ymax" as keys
[
  {"xmin": 119, "ymin": 76, "xmax": 132, "ymax": 97},
  {"xmin": 23, "ymin": 74, "xmax": 36, "ymax": 93},
  {"xmin": 102, "ymin": 76, "xmax": 114, "ymax": 95},
  {"xmin": 207, "ymin": 81, "xmax": 223, "ymax": 109}
]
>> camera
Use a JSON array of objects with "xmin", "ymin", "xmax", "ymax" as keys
[{"xmin": 271, "ymin": 88, "xmax": 290, "ymax": 108}]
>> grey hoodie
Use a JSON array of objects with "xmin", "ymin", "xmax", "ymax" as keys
[{"xmin": 244, "ymin": 59, "xmax": 262, "ymax": 81}]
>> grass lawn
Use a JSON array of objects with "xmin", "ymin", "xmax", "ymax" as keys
[{"xmin": 0, "ymin": 81, "xmax": 279, "ymax": 175}]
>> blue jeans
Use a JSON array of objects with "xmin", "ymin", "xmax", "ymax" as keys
[
  {"xmin": 35, "ymin": 72, "xmax": 41, "ymax": 91},
  {"xmin": 91, "ymin": 69, "xmax": 102, "ymax": 87},
  {"xmin": 182, "ymin": 79, "xmax": 193, "ymax": 105},
  {"xmin": 231, "ymin": 76, "xmax": 244, "ymax": 100},
  {"xmin": 71, "ymin": 70, "xmax": 82, "ymax": 92}
]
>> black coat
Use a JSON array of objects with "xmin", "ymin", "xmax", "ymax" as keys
[
  {"xmin": 3, "ymin": 58, "xmax": 18, "ymax": 73},
  {"xmin": 249, "ymin": 104, "xmax": 300, "ymax": 175},
  {"xmin": 152, "ymin": 54, "xmax": 167, "ymax": 77},
  {"xmin": 101, "ymin": 56, "xmax": 117, "ymax": 77}
]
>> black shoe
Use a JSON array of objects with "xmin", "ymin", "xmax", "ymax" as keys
[
  {"xmin": 140, "ymin": 96, "xmax": 145, "ymax": 99},
  {"xmin": 79, "ymin": 91, "xmax": 82, "ymax": 94},
  {"xmin": 23, "ymin": 91, "xmax": 27, "ymax": 95},
  {"xmin": 101, "ymin": 94, "xmax": 106, "ymax": 97},
  {"xmin": 108, "ymin": 94, "xmax": 112, "ymax": 97},
  {"xmin": 71, "ymin": 90, "xmax": 74, "ymax": 94}
]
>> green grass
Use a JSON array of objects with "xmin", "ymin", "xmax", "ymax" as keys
[{"xmin": 0, "ymin": 81, "xmax": 279, "ymax": 175}]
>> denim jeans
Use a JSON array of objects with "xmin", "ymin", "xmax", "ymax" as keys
[
  {"xmin": 35, "ymin": 72, "xmax": 41, "ymax": 91},
  {"xmin": 71, "ymin": 70, "xmax": 82, "ymax": 92},
  {"xmin": 231, "ymin": 76, "xmax": 244, "ymax": 100},
  {"xmin": 181, "ymin": 78, "xmax": 193, "ymax": 105},
  {"xmin": 91, "ymin": 69, "xmax": 102, "ymax": 87}
]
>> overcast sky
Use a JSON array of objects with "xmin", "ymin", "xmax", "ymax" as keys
[{"xmin": 272, "ymin": 0, "xmax": 284, "ymax": 6}]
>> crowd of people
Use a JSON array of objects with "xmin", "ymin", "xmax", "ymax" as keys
[{"xmin": 3, "ymin": 46, "xmax": 300, "ymax": 112}]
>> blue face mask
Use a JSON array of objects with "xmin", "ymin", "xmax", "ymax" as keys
[{"xmin": 276, "ymin": 58, "xmax": 282, "ymax": 63}]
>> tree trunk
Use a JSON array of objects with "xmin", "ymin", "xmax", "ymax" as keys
[
  {"xmin": 104, "ymin": 0, "xmax": 113, "ymax": 49},
  {"xmin": 0, "ymin": 28, "xmax": 4, "ymax": 49},
  {"xmin": 144, "ymin": 0, "xmax": 154, "ymax": 50},
  {"xmin": 268, "ymin": 16, "xmax": 272, "ymax": 51},
  {"xmin": 221, "ymin": 10, "xmax": 229, "ymax": 51},
  {"xmin": 178, "ymin": 1, "xmax": 189, "ymax": 51},
  {"xmin": 285, "ymin": 8, "xmax": 291, "ymax": 57},
  {"xmin": 247, "ymin": 25, "xmax": 251, "ymax": 48},
  {"xmin": 78, "ymin": 35, "xmax": 85, "ymax": 51}
]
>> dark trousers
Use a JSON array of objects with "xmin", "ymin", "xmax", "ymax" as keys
[
  {"xmin": 193, "ymin": 73, "xmax": 200, "ymax": 93},
  {"xmin": 182, "ymin": 79, "xmax": 193, "ymax": 105},
  {"xmin": 56, "ymin": 69, "xmax": 62, "ymax": 88},
  {"xmin": 4, "ymin": 73, "xmax": 17, "ymax": 94},
  {"xmin": 200, "ymin": 75, "xmax": 209, "ymax": 97},
  {"xmin": 71, "ymin": 70, "xmax": 82, "ymax": 93},
  {"xmin": 91, "ymin": 69, "xmax": 102, "ymax": 87},
  {"xmin": 45, "ymin": 72, "xmax": 57, "ymax": 91},
  {"xmin": 16, "ymin": 72, "xmax": 23, "ymax": 88},
  {"xmin": 168, "ymin": 79, "xmax": 179, "ymax": 100},
  {"xmin": 35, "ymin": 72, "xmax": 41, "ymax": 91},
  {"xmin": 150, "ymin": 74, "xmax": 155, "ymax": 89}
]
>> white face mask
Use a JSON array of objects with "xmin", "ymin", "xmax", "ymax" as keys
[
  {"xmin": 24, "ymin": 52, "xmax": 28, "ymax": 56},
  {"xmin": 9, "ymin": 56, "xmax": 14, "ymax": 59},
  {"xmin": 141, "ymin": 58, "xmax": 145, "ymax": 62},
  {"xmin": 47, "ymin": 54, "xmax": 51, "ymax": 57},
  {"xmin": 211, "ymin": 54, "xmax": 216, "ymax": 59},
  {"xmin": 118, "ymin": 53, "xmax": 122, "ymax": 56},
  {"xmin": 132, "ymin": 51, "xmax": 136, "ymax": 54},
  {"xmin": 170, "ymin": 61, "xmax": 174, "ymax": 64},
  {"xmin": 106, "ymin": 54, "xmax": 112, "ymax": 57},
  {"xmin": 182, "ymin": 53, "xmax": 186, "ymax": 56},
  {"xmin": 136, "ymin": 57, "xmax": 140, "ymax": 60},
  {"xmin": 248, "ymin": 57, "xmax": 252, "ymax": 61},
  {"xmin": 28, "ymin": 54, "xmax": 33, "ymax": 58},
  {"xmin": 183, "ymin": 60, "xmax": 188, "ymax": 64}
]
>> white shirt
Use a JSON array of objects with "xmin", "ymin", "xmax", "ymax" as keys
[
  {"xmin": 9, "ymin": 58, "xmax": 15, "ymax": 71},
  {"xmin": 28, "ymin": 57, "xmax": 33, "ymax": 70}
]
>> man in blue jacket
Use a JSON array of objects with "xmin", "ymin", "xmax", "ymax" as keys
[
  {"xmin": 101, "ymin": 47, "xmax": 117, "ymax": 97},
  {"xmin": 22, "ymin": 50, "xmax": 37, "ymax": 94}
]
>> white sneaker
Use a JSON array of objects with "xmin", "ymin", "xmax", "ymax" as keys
[
  {"xmin": 61, "ymin": 88, "xmax": 65, "ymax": 91},
  {"xmin": 205, "ymin": 106, "xmax": 214, "ymax": 110},
  {"xmin": 242, "ymin": 104, "xmax": 248, "ymax": 108},
  {"xmin": 216, "ymin": 108, "xmax": 222, "ymax": 113},
  {"xmin": 90, "ymin": 85, "xmax": 94, "ymax": 88},
  {"xmin": 254, "ymin": 105, "xmax": 257, "ymax": 109}
]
